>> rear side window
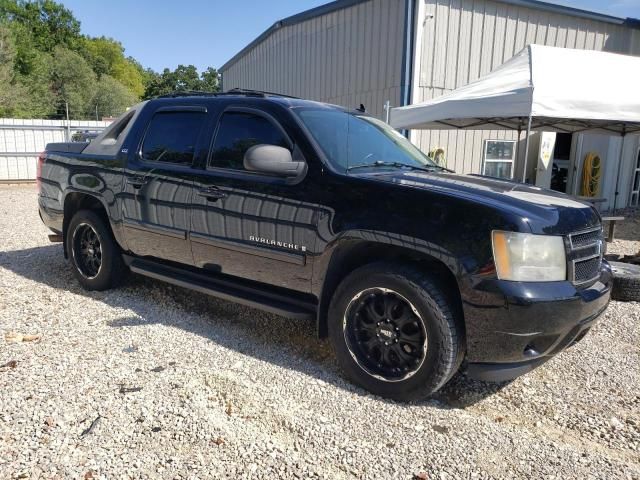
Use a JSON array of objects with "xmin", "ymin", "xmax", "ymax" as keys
[
  {"xmin": 210, "ymin": 111, "xmax": 289, "ymax": 170},
  {"xmin": 141, "ymin": 111, "xmax": 206, "ymax": 165}
]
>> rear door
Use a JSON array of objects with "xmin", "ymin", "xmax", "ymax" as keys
[
  {"xmin": 188, "ymin": 106, "xmax": 319, "ymax": 292},
  {"xmin": 121, "ymin": 105, "xmax": 208, "ymax": 265}
]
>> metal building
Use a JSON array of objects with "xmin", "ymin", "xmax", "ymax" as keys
[{"xmin": 220, "ymin": 0, "xmax": 640, "ymax": 210}]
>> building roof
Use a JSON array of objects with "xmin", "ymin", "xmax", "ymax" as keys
[{"xmin": 220, "ymin": 0, "xmax": 640, "ymax": 72}]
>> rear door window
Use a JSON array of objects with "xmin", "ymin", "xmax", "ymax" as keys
[
  {"xmin": 141, "ymin": 111, "xmax": 206, "ymax": 165},
  {"xmin": 209, "ymin": 111, "xmax": 289, "ymax": 171}
]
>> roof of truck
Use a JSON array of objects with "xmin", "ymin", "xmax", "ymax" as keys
[{"xmin": 150, "ymin": 89, "xmax": 354, "ymax": 111}]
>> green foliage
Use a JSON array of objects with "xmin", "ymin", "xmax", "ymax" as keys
[
  {"xmin": 0, "ymin": 0, "xmax": 221, "ymax": 119},
  {"xmin": 143, "ymin": 65, "xmax": 220, "ymax": 99},
  {"xmin": 0, "ymin": 0, "xmax": 80, "ymax": 51},
  {"xmin": 0, "ymin": 23, "xmax": 50, "ymax": 118},
  {"xmin": 0, "ymin": 23, "xmax": 18, "ymax": 114},
  {"xmin": 81, "ymin": 36, "xmax": 145, "ymax": 97},
  {"xmin": 200, "ymin": 67, "xmax": 221, "ymax": 92},
  {"xmin": 94, "ymin": 74, "xmax": 138, "ymax": 119},
  {"xmin": 50, "ymin": 46, "xmax": 97, "ymax": 118},
  {"xmin": 13, "ymin": 52, "xmax": 56, "ymax": 118},
  {"xmin": 81, "ymin": 36, "xmax": 123, "ymax": 77},
  {"xmin": 110, "ymin": 58, "xmax": 145, "ymax": 98}
]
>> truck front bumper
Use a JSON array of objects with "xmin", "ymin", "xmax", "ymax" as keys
[{"xmin": 462, "ymin": 261, "xmax": 612, "ymax": 382}]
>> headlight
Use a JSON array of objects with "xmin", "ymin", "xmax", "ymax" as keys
[{"xmin": 492, "ymin": 231, "xmax": 566, "ymax": 282}]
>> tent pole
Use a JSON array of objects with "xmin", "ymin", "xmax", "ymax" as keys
[
  {"xmin": 516, "ymin": 124, "xmax": 522, "ymax": 179},
  {"xmin": 612, "ymin": 126, "xmax": 627, "ymax": 213},
  {"xmin": 521, "ymin": 115, "xmax": 533, "ymax": 183}
]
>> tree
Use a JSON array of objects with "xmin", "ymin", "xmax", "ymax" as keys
[
  {"xmin": 0, "ymin": 23, "xmax": 18, "ymax": 114},
  {"xmin": 200, "ymin": 67, "xmax": 220, "ymax": 92},
  {"xmin": 0, "ymin": 0, "xmax": 80, "ymax": 52},
  {"xmin": 143, "ymin": 64, "xmax": 221, "ymax": 99},
  {"xmin": 110, "ymin": 58, "xmax": 144, "ymax": 98},
  {"xmin": 1, "ymin": 0, "xmax": 221, "ymax": 118},
  {"xmin": 13, "ymin": 51, "xmax": 55, "ymax": 118},
  {"xmin": 82, "ymin": 36, "xmax": 145, "ymax": 97},
  {"xmin": 50, "ymin": 46, "xmax": 97, "ymax": 118},
  {"xmin": 81, "ymin": 36, "xmax": 122, "ymax": 77},
  {"xmin": 93, "ymin": 75, "xmax": 137, "ymax": 119}
]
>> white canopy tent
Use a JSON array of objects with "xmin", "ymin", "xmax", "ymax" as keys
[{"xmin": 390, "ymin": 44, "xmax": 640, "ymax": 204}]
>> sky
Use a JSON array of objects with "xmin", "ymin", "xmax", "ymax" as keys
[{"xmin": 60, "ymin": 0, "xmax": 640, "ymax": 73}]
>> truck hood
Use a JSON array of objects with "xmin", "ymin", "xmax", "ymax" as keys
[{"xmin": 359, "ymin": 170, "xmax": 601, "ymax": 235}]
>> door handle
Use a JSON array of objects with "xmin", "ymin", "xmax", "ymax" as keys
[
  {"xmin": 127, "ymin": 176, "xmax": 148, "ymax": 189},
  {"xmin": 197, "ymin": 187, "xmax": 227, "ymax": 201}
]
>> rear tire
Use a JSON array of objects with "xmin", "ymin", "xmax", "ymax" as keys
[
  {"xmin": 328, "ymin": 262, "xmax": 464, "ymax": 401},
  {"xmin": 66, "ymin": 209, "xmax": 126, "ymax": 291}
]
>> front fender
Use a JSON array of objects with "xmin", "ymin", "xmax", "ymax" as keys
[{"xmin": 310, "ymin": 230, "xmax": 468, "ymax": 337}]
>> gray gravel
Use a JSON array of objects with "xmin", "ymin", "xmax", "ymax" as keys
[
  {"xmin": 608, "ymin": 209, "xmax": 640, "ymax": 258},
  {"xmin": 0, "ymin": 184, "xmax": 639, "ymax": 480}
]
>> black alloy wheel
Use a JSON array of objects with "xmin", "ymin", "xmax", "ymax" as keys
[
  {"xmin": 343, "ymin": 287, "xmax": 427, "ymax": 382},
  {"xmin": 328, "ymin": 262, "xmax": 464, "ymax": 401},
  {"xmin": 66, "ymin": 209, "xmax": 126, "ymax": 291},
  {"xmin": 72, "ymin": 223, "xmax": 102, "ymax": 279}
]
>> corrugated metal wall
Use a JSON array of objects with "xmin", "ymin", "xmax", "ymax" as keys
[
  {"xmin": 0, "ymin": 119, "xmax": 110, "ymax": 181},
  {"xmin": 220, "ymin": 0, "xmax": 640, "ymax": 208},
  {"xmin": 411, "ymin": 0, "xmax": 638, "ymax": 178},
  {"xmin": 221, "ymin": 0, "xmax": 406, "ymax": 120}
]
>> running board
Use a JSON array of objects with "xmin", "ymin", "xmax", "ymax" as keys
[{"xmin": 123, "ymin": 255, "xmax": 316, "ymax": 320}]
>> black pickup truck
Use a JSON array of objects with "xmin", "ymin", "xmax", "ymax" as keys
[{"xmin": 38, "ymin": 90, "xmax": 611, "ymax": 400}]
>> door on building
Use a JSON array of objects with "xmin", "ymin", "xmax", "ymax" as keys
[
  {"xmin": 188, "ymin": 107, "xmax": 318, "ymax": 293},
  {"xmin": 121, "ymin": 106, "xmax": 208, "ymax": 265},
  {"xmin": 534, "ymin": 132, "xmax": 557, "ymax": 188},
  {"xmin": 549, "ymin": 133, "xmax": 573, "ymax": 193}
]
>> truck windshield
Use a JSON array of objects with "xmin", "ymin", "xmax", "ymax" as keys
[{"xmin": 295, "ymin": 108, "xmax": 439, "ymax": 173}]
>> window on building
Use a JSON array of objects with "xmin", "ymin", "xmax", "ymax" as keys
[
  {"xmin": 141, "ymin": 111, "xmax": 206, "ymax": 165},
  {"xmin": 483, "ymin": 140, "xmax": 516, "ymax": 179},
  {"xmin": 210, "ymin": 111, "xmax": 289, "ymax": 170}
]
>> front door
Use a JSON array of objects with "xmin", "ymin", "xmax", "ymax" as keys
[
  {"xmin": 189, "ymin": 107, "xmax": 318, "ymax": 292},
  {"xmin": 122, "ymin": 106, "xmax": 208, "ymax": 265},
  {"xmin": 535, "ymin": 132, "xmax": 557, "ymax": 188}
]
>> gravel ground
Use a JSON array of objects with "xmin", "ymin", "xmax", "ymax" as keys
[
  {"xmin": 608, "ymin": 209, "xmax": 640, "ymax": 257},
  {"xmin": 0, "ymin": 184, "xmax": 639, "ymax": 480}
]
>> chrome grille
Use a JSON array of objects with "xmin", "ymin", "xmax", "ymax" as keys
[
  {"xmin": 570, "ymin": 229, "xmax": 602, "ymax": 248},
  {"xmin": 574, "ymin": 257, "xmax": 601, "ymax": 283},
  {"xmin": 568, "ymin": 227, "xmax": 603, "ymax": 285}
]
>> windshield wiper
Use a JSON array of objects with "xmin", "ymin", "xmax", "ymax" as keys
[{"xmin": 347, "ymin": 160, "xmax": 452, "ymax": 173}]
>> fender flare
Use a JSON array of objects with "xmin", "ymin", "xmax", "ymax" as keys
[
  {"xmin": 312, "ymin": 229, "xmax": 467, "ymax": 337},
  {"xmin": 61, "ymin": 187, "xmax": 127, "ymax": 258}
]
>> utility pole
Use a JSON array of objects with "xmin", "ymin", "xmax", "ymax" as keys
[
  {"xmin": 95, "ymin": 104, "xmax": 99, "ymax": 122},
  {"xmin": 65, "ymin": 101, "xmax": 71, "ymax": 142}
]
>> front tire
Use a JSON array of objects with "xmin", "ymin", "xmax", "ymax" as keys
[
  {"xmin": 328, "ymin": 262, "xmax": 464, "ymax": 401},
  {"xmin": 66, "ymin": 209, "xmax": 125, "ymax": 291}
]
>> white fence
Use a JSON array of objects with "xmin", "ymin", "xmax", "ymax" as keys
[{"xmin": 0, "ymin": 118, "xmax": 111, "ymax": 182}]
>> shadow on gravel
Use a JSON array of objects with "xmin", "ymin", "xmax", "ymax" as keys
[{"xmin": 0, "ymin": 244, "xmax": 503, "ymax": 408}]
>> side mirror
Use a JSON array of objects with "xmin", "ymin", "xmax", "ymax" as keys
[{"xmin": 243, "ymin": 144, "xmax": 306, "ymax": 178}]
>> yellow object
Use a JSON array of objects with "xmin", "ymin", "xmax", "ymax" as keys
[
  {"xmin": 429, "ymin": 148, "xmax": 446, "ymax": 167},
  {"xmin": 581, "ymin": 152, "xmax": 602, "ymax": 197}
]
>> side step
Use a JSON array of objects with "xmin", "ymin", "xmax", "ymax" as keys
[{"xmin": 123, "ymin": 255, "xmax": 316, "ymax": 320}]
